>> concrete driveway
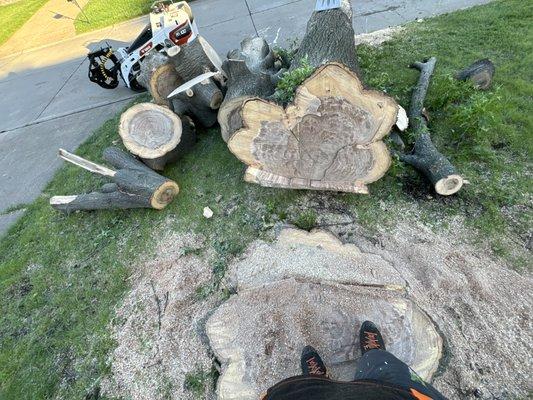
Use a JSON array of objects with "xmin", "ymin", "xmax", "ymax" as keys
[{"xmin": 0, "ymin": 0, "xmax": 491, "ymax": 236}]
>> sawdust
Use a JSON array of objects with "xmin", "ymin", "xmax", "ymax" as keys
[
  {"xmin": 103, "ymin": 204, "xmax": 532, "ymax": 400},
  {"xmin": 354, "ymin": 27, "xmax": 403, "ymax": 47},
  {"xmin": 101, "ymin": 232, "xmax": 219, "ymax": 400}
]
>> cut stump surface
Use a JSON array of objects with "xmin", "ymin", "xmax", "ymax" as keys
[{"xmin": 227, "ymin": 63, "xmax": 398, "ymax": 193}]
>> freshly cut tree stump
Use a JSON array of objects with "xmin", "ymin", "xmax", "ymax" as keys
[
  {"xmin": 456, "ymin": 58, "xmax": 495, "ymax": 90},
  {"xmin": 227, "ymin": 62, "xmax": 398, "ymax": 194},
  {"xmin": 50, "ymin": 147, "xmax": 179, "ymax": 212},
  {"xmin": 290, "ymin": 0, "xmax": 358, "ymax": 73},
  {"xmin": 400, "ymin": 58, "xmax": 464, "ymax": 196},
  {"xmin": 119, "ymin": 102, "xmax": 196, "ymax": 170},
  {"xmin": 218, "ymin": 37, "xmax": 283, "ymax": 142},
  {"xmin": 207, "ymin": 228, "xmax": 443, "ymax": 400},
  {"xmin": 169, "ymin": 35, "xmax": 224, "ymax": 126},
  {"xmin": 137, "ymin": 52, "xmax": 182, "ymax": 107}
]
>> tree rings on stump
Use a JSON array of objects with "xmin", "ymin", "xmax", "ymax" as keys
[
  {"xmin": 227, "ymin": 62, "xmax": 398, "ymax": 194},
  {"xmin": 151, "ymin": 180, "xmax": 180, "ymax": 209},
  {"xmin": 435, "ymin": 174, "xmax": 464, "ymax": 196},
  {"xmin": 119, "ymin": 103, "xmax": 182, "ymax": 160}
]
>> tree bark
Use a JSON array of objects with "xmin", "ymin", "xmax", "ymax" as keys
[
  {"xmin": 167, "ymin": 35, "xmax": 224, "ymax": 126},
  {"xmin": 50, "ymin": 148, "xmax": 179, "ymax": 212},
  {"xmin": 119, "ymin": 102, "xmax": 195, "ymax": 170},
  {"xmin": 456, "ymin": 58, "xmax": 495, "ymax": 90},
  {"xmin": 227, "ymin": 63, "xmax": 398, "ymax": 194},
  {"xmin": 400, "ymin": 58, "xmax": 464, "ymax": 196},
  {"xmin": 290, "ymin": 0, "xmax": 359, "ymax": 73},
  {"xmin": 137, "ymin": 51, "xmax": 182, "ymax": 107},
  {"xmin": 218, "ymin": 37, "xmax": 283, "ymax": 142}
]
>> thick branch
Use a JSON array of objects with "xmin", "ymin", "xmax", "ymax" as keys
[{"xmin": 401, "ymin": 58, "xmax": 464, "ymax": 196}]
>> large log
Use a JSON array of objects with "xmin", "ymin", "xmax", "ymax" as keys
[
  {"xmin": 218, "ymin": 37, "xmax": 283, "ymax": 142},
  {"xmin": 168, "ymin": 35, "xmax": 224, "ymax": 126},
  {"xmin": 227, "ymin": 62, "xmax": 398, "ymax": 194},
  {"xmin": 400, "ymin": 58, "xmax": 464, "ymax": 196},
  {"xmin": 290, "ymin": 0, "xmax": 358, "ymax": 73},
  {"xmin": 119, "ymin": 103, "xmax": 196, "ymax": 170},
  {"xmin": 50, "ymin": 148, "xmax": 179, "ymax": 212},
  {"xmin": 137, "ymin": 51, "xmax": 182, "ymax": 107}
]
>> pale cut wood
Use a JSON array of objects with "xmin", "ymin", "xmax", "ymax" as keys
[
  {"xmin": 59, "ymin": 148, "xmax": 116, "ymax": 177},
  {"xmin": 228, "ymin": 63, "xmax": 398, "ymax": 193},
  {"xmin": 119, "ymin": 103, "xmax": 183, "ymax": 160}
]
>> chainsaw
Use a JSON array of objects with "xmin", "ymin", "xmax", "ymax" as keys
[{"xmin": 88, "ymin": 1, "xmax": 199, "ymax": 91}]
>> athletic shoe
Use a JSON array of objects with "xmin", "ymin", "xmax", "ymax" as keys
[
  {"xmin": 300, "ymin": 345, "xmax": 328, "ymax": 376},
  {"xmin": 359, "ymin": 321, "xmax": 386, "ymax": 354}
]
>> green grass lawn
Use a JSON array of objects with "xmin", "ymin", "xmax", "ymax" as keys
[
  {"xmin": 74, "ymin": 0, "xmax": 153, "ymax": 34},
  {"xmin": 0, "ymin": 0, "xmax": 48, "ymax": 46},
  {"xmin": 1, "ymin": 0, "xmax": 532, "ymax": 398}
]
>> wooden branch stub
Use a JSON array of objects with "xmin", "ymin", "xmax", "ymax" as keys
[
  {"xmin": 456, "ymin": 59, "xmax": 495, "ymax": 90},
  {"xmin": 402, "ymin": 58, "xmax": 464, "ymax": 196},
  {"xmin": 227, "ymin": 62, "xmax": 398, "ymax": 193}
]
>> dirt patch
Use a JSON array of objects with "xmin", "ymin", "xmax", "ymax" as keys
[{"xmin": 102, "ymin": 232, "xmax": 219, "ymax": 400}]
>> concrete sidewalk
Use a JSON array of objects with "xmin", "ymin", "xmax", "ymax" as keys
[{"xmin": 0, "ymin": 0, "xmax": 492, "ymax": 236}]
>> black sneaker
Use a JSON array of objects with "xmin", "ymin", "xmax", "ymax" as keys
[
  {"xmin": 300, "ymin": 345, "xmax": 328, "ymax": 376},
  {"xmin": 359, "ymin": 321, "xmax": 386, "ymax": 355}
]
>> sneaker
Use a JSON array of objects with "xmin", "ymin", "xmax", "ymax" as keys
[
  {"xmin": 300, "ymin": 345, "xmax": 328, "ymax": 376},
  {"xmin": 359, "ymin": 321, "xmax": 386, "ymax": 354}
]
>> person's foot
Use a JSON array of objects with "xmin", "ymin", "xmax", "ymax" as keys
[
  {"xmin": 359, "ymin": 321, "xmax": 386, "ymax": 354},
  {"xmin": 300, "ymin": 345, "xmax": 328, "ymax": 376}
]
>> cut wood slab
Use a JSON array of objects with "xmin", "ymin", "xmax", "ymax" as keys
[
  {"xmin": 227, "ymin": 62, "xmax": 398, "ymax": 193},
  {"xmin": 119, "ymin": 103, "xmax": 196, "ymax": 170}
]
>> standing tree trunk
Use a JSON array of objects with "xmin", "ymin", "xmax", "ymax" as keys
[
  {"xmin": 119, "ymin": 102, "xmax": 196, "ymax": 171},
  {"xmin": 50, "ymin": 148, "xmax": 179, "ymax": 212},
  {"xmin": 400, "ymin": 58, "xmax": 464, "ymax": 196},
  {"xmin": 290, "ymin": 0, "xmax": 359, "ymax": 73},
  {"xmin": 137, "ymin": 51, "xmax": 182, "ymax": 108},
  {"xmin": 218, "ymin": 37, "xmax": 283, "ymax": 142}
]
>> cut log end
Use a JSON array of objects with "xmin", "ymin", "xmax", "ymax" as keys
[
  {"xmin": 227, "ymin": 63, "xmax": 397, "ymax": 193},
  {"xmin": 119, "ymin": 103, "xmax": 182, "ymax": 159},
  {"xmin": 151, "ymin": 181, "xmax": 180, "ymax": 209},
  {"xmin": 435, "ymin": 174, "xmax": 464, "ymax": 196}
]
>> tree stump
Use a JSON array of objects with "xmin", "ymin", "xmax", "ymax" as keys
[
  {"xmin": 218, "ymin": 37, "xmax": 283, "ymax": 142},
  {"xmin": 50, "ymin": 147, "xmax": 179, "ymax": 212},
  {"xmin": 400, "ymin": 58, "xmax": 464, "ymax": 195},
  {"xmin": 137, "ymin": 51, "xmax": 182, "ymax": 108},
  {"xmin": 206, "ymin": 228, "xmax": 443, "ymax": 400},
  {"xmin": 227, "ymin": 63, "xmax": 398, "ymax": 193},
  {"xmin": 119, "ymin": 103, "xmax": 196, "ymax": 171}
]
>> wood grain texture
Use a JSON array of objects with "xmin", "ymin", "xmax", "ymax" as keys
[
  {"xmin": 119, "ymin": 103, "xmax": 182, "ymax": 159},
  {"xmin": 138, "ymin": 52, "xmax": 182, "ymax": 107},
  {"xmin": 228, "ymin": 63, "xmax": 398, "ymax": 193}
]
